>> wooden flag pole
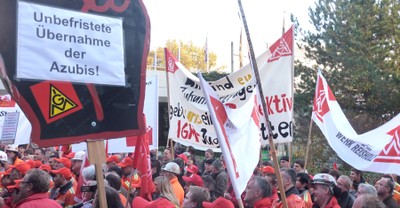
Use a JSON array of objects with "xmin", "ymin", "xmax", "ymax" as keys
[
  {"xmin": 87, "ymin": 140, "xmax": 107, "ymax": 208},
  {"xmin": 304, "ymin": 119, "xmax": 313, "ymax": 170},
  {"xmin": 236, "ymin": 1, "xmax": 288, "ymax": 207}
]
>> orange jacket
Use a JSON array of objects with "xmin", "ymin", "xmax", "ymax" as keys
[
  {"xmin": 170, "ymin": 177, "xmax": 184, "ymax": 207},
  {"xmin": 121, "ymin": 173, "xmax": 141, "ymax": 191},
  {"xmin": 50, "ymin": 181, "xmax": 76, "ymax": 207}
]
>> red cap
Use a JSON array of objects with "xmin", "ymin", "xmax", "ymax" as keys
[
  {"xmin": 34, "ymin": 160, "xmax": 43, "ymax": 168},
  {"xmin": 132, "ymin": 196, "xmax": 176, "ymax": 208},
  {"xmin": 64, "ymin": 152, "xmax": 75, "ymax": 159},
  {"xmin": 13, "ymin": 162, "xmax": 31, "ymax": 175},
  {"xmin": 39, "ymin": 164, "xmax": 51, "ymax": 172},
  {"xmin": 261, "ymin": 166, "xmax": 275, "ymax": 174},
  {"xmin": 106, "ymin": 155, "xmax": 120, "ymax": 164},
  {"xmin": 117, "ymin": 157, "xmax": 133, "ymax": 168},
  {"xmin": 26, "ymin": 160, "xmax": 36, "ymax": 169},
  {"xmin": 51, "ymin": 167, "xmax": 73, "ymax": 180},
  {"xmin": 177, "ymin": 154, "xmax": 188, "ymax": 163},
  {"xmin": 186, "ymin": 165, "xmax": 199, "ymax": 174},
  {"xmin": 54, "ymin": 157, "xmax": 71, "ymax": 169},
  {"xmin": 7, "ymin": 179, "xmax": 22, "ymax": 190},
  {"xmin": 182, "ymin": 174, "xmax": 203, "ymax": 187},
  {"xmin": 202, "ymin": 197, "xmax": 235, "ymax": 208}
]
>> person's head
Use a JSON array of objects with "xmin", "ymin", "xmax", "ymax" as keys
[
  {"xmin": 105, "ymin": 172, "xmax": 122, "ymax": 191},
  {"xmin": 54, "ymin": 157, "xmax": 71, "ymax": 170},
  {"xmin": 18, "ymin": 144, "xmax": 28, "ymax": 156},
  {"xmin": 204, "ymin": 158, "xmax": 215, "ymax": 173},
  {"xmin": 260, "ymin": 165, "xmax": 275, "ymax": 177},
  {"xmin": 352, "ymin": 194, "xmax": 385, "ymax": 208},
  {"xmin": 311, "ymin": 173, "xmax": 337, "ymax": 207},
  {"xmin": 48, "ymin": 152, "xmax": 59, "ymax": 169},
  {"xmin": 92, "ymin": 186, "xmax": 123, "ymax": 208},
  {"xmin": 243, "ymin": 176, "xmax": 272, "ymax": 207},
  {"xmin": 280, "ymin": 168, "xmax": 296, "ymax": 191},
  {"xmin": 163, "ymin": 148, "xmax": 173, "ymax": 162},
  {"xmin": 187, "ymin": 155, "xmax": 195, "ymax": 166},
  {"xmin": 0, "ymin": 150, "xmax": 8, "ymax": 169},
  {"xmin": 13, "ymin": 169, "xmax": 50, "ymax": 204},
  {"xmin": 33, "ymin": 148, "xmax": 45, "ymax": 161},
  {"xmin": 161, "ymin": 162, "xmax": 180, "ymax": 180},
  {"xmin": 106, "ymin": 155, "xmax": 120, "ymax": 169},
  {"xmin": 204, "ymin": 149, "xmax": 214, "ymax": 159},
  {"xmin": 117, "ymin": 157, "xmax": 133, "ymax": 177},
  {"xmin": 154, "ymin": 176, "xmax": 180, "ymax": 207},
  {"xmin": 10, "ymin": 162, "xmax": 30, "ymax": 181},
  {"xmin": 293, "ymin": 159, "xmax": 305, "ymax": 173},
  {"xmin": 183, "ymin": 174, "xmax": 203, "ymax": 192},
  {"xmin": 51, "ymin": 167, "xmax": 72, "ymax": 188},
  {"xmin": 71, "ymin": 151, "xmax": 85, "ymax": 175},
  {"xmin": 336, "ymin": 175, "xmax": 352, "ymax": 193},
  {"xmin": 211, "ymin": 160, "xmax": 224, "ymax": 174},
  {"xmin": 82, "ymin": 165, "xmax": 96, "ymax": 182},
  {"xmin": 296, "ymin": 172, "xmax": 310, "ymax": 191},
  {"xmin": 202, "ymin": 175, "xmax": 215, "ymax": 192},
  {"xmin": 182, "ymin": 186, "xmax": 210, "ymax": 208},
  {"xmin": 107, "ymin": 165, "xmax": 123, "ymax": 179},
  {"xmin": 151, "ymin": 159, "xmax": 161, "ymax": 176},
  {"xmin": 328, "ymin": 169, "xmax": 341, "ymax": 180},
  {"xmin": 186, "ymin": 146, "xmax": 195, "ymax": 155},
  {"xmin": 5, "ymin": 144, "xmax": 19, "ymax": 161},
  {"xmin": 279, "ymin": 156, "xmax": 290, "ymax": 168},
  {"xmin": 350, "ymin": 168, "xmax": 362, "ymax": 182},
  {"xmin": 356, "ymin": 183, "xmax": 377, "ymax": 198},
  {"xmin": 375, "ymin": 177, "xmax": 394, "ymax": 199}
]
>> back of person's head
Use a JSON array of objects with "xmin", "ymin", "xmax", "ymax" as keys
[
  {"xmin": 105, "ymin": 172, "xmax": 122, "ymax": 191},
  {"xmin": 329, "ymin": 169, "xmax": 341, "ymax": 180},
  {"xmin": 358, "ymin": 183, "xmax": 377, "ymax": 196},
  {"xmin": 24, "ymin": 169, "xmax": 50, "ymax": 193},
  {"xmin": 108, "ymin": 165, "xmax": 123, "ymax": 178},
  {"xmin": 206, "ymin": 149, "xmax": 214, "ymax": 156},
  {"xmin": 353, "ymin": 194, "xmax": 385, "ymax": 208},
  {"xmin": 93, "ymin": 186, "xmax": 123, "ymax": 208},
  {"xmin": 188, "ymin": 186, "xmax": 210, "ymax": 208},
  {"xmin": 172, "ymin": 158, "xmax": 185, "ymax": 174},
  {"xmin": 320, "ymin": 167, "xmax": 330, "ymax": 173},
  {"xmin": 154, "ymin": 176, "xmax": 180, "ymax": 207},
  {"xmin": 338, "ymin": 175, "xmax": 352, "ymax": 190},
  {"xmin": 82, "ymin": 165, "xmax": 96, "ymax": 181},
  {"xmin": 151, "ymin": 159, "xmax": 161, "ymax": 172},
  {"xmin": 281, "ymin": 168, "xmax": 296, "ymax": 185},
  {"xmin": 202, "ymin": 175, "xmax": 216, "ymax": 191},
  {"xmin": 261, "ymin": 160, "xmax": 273, "ymax": 167}
]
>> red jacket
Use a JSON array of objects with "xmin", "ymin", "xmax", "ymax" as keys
[
  {"xmin": 13, "ymin": 192, "xmax": 62, "ymax": 208},
  {"xmin": 312, "ymin": 197, "xmax": 340, "ymax": 208},
  {"xmin": 254, "ymin": 197, "xmax": 273, "ymax": 208}
]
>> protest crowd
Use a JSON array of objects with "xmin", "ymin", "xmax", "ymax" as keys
[{"xmin": 0, "ymin": 143, "xmax": 398, "ymax": 208}]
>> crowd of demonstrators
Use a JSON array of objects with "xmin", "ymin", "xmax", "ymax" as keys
[{"xmin": 3, "ymin": 143, "xmax": 400, "ymax": 208}]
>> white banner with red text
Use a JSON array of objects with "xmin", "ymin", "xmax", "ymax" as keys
[
  {"xmin": 312, "ymin": 71, "xmax": 400, "ymax": 174},
  {"xmin": 166, "ymin": 26, "xmax": 294, "ymax": 151}
]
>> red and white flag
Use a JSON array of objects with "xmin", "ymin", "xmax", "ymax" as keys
[
  {"xmin": 312, "ymin": 70, "xmax": 400, "ymax": 174},
  {"xmin": 198, "ymin": 72, "xmax": 261, "ymax": 197}
]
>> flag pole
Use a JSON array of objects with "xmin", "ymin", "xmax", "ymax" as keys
[
  {"xmin": 164, "ymin": 48, "xmax": 174, "ymax": 159},
  {"xmin": 304, "ymin": 119, "xmax": 313, "ymax": 170},
  {"xmin": 236, "ymin": 1, "xmax": 288, "ymax": 207}
]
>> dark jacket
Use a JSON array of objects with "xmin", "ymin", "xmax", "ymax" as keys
[
  {"xmin": 212, "ymin": 170, "xmax": 228, "ymax": 198},
  {"xmin": 383, "ymin": 195, "xmax": 398, "ymax": 208},
  {"xmin": 337, "ymin": 191, "xmax": 354, "ymax": 208}
]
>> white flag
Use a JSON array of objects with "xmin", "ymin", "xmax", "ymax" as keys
[
  {"xmin": 312, "ymin": 70, "xmax": 400, "ymax": 174},
  {"xmin": 198, "ymin": 72, "xmax": 261, "ymax": 197}
]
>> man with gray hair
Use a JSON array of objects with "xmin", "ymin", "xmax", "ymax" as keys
[
  {"xmin": 336, "ymin": 175, "xmax": 355, "ymax": 208},
  {"xmin": 356, "ymin": 183, "xmax": 377, "ymax": 197},
  {"xmin": 243, "ymin": 176, "xmax": 272, "ymax": 207},
  {"xmin": 7, "ymin": 169, "xmax": 62, "ymax": 207},
  {"xmin": 210, "ymin": 160, "xmax": 227, "ymax": 198},
  {"xmin": 352, "ymin": 194, "xmax": 385, "ymax": 208}
]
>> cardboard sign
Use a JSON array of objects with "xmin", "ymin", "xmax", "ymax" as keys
[{"xmin": 0, "ymin": 0, "xmax": 150, "ymax": 147}]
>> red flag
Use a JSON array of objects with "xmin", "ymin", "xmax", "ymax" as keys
[
  {"xmin": 105, "ymin": 140, "xmax": 109, "ymax": 155},
  {"xmin": 61, "ymin": 144, "xmax": 72, "ymax": 157},
  {"xmin": 133, "ymin": 127, "xmax": 155, "ymax": 201},
  {"xmin": 333, "ymin": 162, "xmax": 338, "ymax": 170}
]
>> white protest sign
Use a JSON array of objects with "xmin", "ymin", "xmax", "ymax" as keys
[
  {"xmin": 1, "ymin": 112, "xmax": 20, "ymax": 144},
  {"xmin": 17, "ymin": 1, "xmax": 125, "ymax": 86}
]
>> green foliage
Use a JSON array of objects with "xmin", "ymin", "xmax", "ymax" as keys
[{"xmin": 147, "ymin": 39, "xmax": 221, "ymax": 72}]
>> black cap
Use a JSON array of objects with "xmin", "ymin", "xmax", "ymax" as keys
[{"xmin": 280, "ymin": 156, "xmax": 289, "ymax": 162}]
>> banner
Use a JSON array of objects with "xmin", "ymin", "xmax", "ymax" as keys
[
  {"xmin": 166, "ymin": 26, "xmax": 294, "ymax": 151},
  {"xmin": 72, "ymin": 76, "xmax": 159, "ymax": 153},
  {"xmin": 199, "ymin": 72, "xmax": 260, "ymax": 196},
  {"xmin": 0, "ymin": 95, "xmax": 30, "ymax": 145},
  {"xmin": 312, "ymin": 70, "xmax": 400, "ymax": 174},
  {"xmin": 0, "ymin": 0, "xmax": 149, "ymax": 147}
]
